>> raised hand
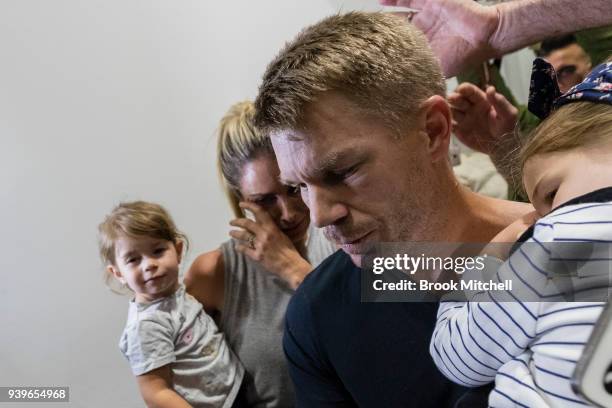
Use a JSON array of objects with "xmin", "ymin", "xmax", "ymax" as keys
[
  {"xmin": 381, "ymin": 0, "xmax": 499, "ymax": 77},
  {"xmin": 229, "ymin": 201, "xmax": 311, "ymax": 288},
  {"xmin": 449, "ymin": 83, "xmax": 518, "ymax": 155}
]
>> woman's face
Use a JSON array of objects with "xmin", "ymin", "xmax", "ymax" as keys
[{"xmin": 238, "ymin": 153, "xmax": 310, "ymax": 244}]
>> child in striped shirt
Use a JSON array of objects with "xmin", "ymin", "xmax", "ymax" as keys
[{"xmin": 431, "ymin": 60, "xmax": 612, "ymax": 407}]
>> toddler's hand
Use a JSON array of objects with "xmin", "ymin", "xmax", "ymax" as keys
[{"xmin": 483, "ymin": 211, "xmax": 539, "ymax": 260}]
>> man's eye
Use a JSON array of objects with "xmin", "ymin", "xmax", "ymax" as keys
[
  {"xmin": 127, "ymin": 257, "xmax": 139, "ymax": 264},
  {"xmin": 330, "ymin": 165, "xmax": 358, "ymax": 184},
  {"xmin": 154, "ymin": 247, "xmax": 166, "ymax": 255}
]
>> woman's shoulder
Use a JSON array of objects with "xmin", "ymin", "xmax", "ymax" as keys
[{"xmin": 184, "ymin": 249, "xmax": 225, "ymax": 312}]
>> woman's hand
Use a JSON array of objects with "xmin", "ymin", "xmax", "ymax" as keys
[{"xmin": 229, "ymin": 201, "xmax": 311, "ymax": 289}]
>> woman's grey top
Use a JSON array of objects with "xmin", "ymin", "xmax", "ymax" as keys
[{"xmin": 219, "ymin": 224, "xmax": 335, "ymax": 407}]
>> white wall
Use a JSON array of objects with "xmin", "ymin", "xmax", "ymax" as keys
[{"xmin": 0, "ymin": 1, "xmax": 533, "ymax": 407}]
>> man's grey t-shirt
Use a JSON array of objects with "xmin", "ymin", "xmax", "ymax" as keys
[{"xmin": 119, "ymin": 284, "xmax": 244, "ymax": 408}]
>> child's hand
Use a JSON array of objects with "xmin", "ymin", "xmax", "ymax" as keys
[
  {"xmin": 229, "ymin": 201, "xmax": 311, "ymax": 289},
  {"xmin": 491, "ymin": 210, "xmax": 539, "ymax": 243},
  {"xmin": 483, "ymin": 211, "xmax": 539, "ymax": 260}
]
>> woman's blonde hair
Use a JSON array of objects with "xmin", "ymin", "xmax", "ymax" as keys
[
  {"xmin": 97, "ymin": 201, "xmax": 188, "ymax": 289},
  {"xmin": 519, "ymin": 102, "xmax": 612, "ymax": 191},
  {"xmin": 217, "ymin": 101, "xmax": 273, "ymax": 218}
]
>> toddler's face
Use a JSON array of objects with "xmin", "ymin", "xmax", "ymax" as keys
[
  {"xmin": 108, "ymin": 236, "xmax": 182, "ymax": 303},
  {"xmin": 523, "ymin": 147, "xmax": 612, "ymax": 217}
]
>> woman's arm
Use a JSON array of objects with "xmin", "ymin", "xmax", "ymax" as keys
[
  {"xmin": 184, "ymin": 250, "xmax": 225, "ymax": 314},
  {"xmin": 137, "ymin": 366, "xmax": 192, "ymax": 408}
]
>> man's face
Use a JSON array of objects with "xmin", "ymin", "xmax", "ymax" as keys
[
  {"xmin": 546, "ymin": 43, "xmax": 592, "ymax": 93},
  {"xmin": 271, "ymin": 93, "xmax": 442, "ymax": 266}
]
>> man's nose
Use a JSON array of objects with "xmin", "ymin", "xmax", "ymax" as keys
[{"xmin": 305, "ymin": 185, "xmax": 348, "ymax": 228}]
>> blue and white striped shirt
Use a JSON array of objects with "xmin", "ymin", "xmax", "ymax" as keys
[{"xmin": 431, "ymin": 200, "xmax": 612, "ymax": 407}]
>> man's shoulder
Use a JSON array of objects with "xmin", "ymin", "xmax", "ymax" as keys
[
  {"xmin": 300, "ymin": 250, "xmax": 354, "ymax": 297},
  {"xmin": 287, "ymin": 250, "xmax": 354, "ymax": 321}
]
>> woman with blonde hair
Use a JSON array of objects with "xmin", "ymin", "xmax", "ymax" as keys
[{"xmin": 185, "ymin": 101, "xmax": 335, "ymax": 407}]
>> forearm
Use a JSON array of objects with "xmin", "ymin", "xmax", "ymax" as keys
[
  {"xmin": 279, "ymin": 254, "xmax": 312, "ymax": 289},
  {"xmin": 491, "ymin": 0, "xmax": 611, "ymax": 57},
  {"xmin": 137, "ymin": 366, "xmax": 192, "ymax": 408},
  {"xmin": 431, "ymin": 294, "xmax": 537, "ymax": 387},
  {"xmin": 142, "ymin": 388, "xmax": 192, "ymax": 408},
  {"xmin": 430, "ymin": 302, "xmax": 497, "ymax": 387}
]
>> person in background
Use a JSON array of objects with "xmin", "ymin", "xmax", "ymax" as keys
[{"xmin": 185, "ymin": 101, "xmax": 335, "ymax": 407}]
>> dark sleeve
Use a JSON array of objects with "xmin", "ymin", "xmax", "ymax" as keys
[{"xmin": 283, "ymin": 288, "xmax": 354, "ymax": 408}]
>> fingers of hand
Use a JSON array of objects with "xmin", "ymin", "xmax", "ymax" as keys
[
  {"xmin": 234, "ymin": 243, "xmax": 259, "ymax": 261},
  {"xmin": 451, "ymin": 109, "xmax": 466, "ymax": 124},
  {"xmin": 229, "ymin": 229, "xmax": 253, "ymax": 243},
  {"xmin": 239, "ymin": 201, "xmax": 274, "ymax": 224},
  {"xmin": 455, "ymin": 83, "xmax": 487, "ymax": 105},
  {"xmin": 389, "ymin": 11, "xmax": 413, "ymax": 22},
  {"xmin": 229, "ymin": 217, "xmax": 262, "ymax": 235},
  {"xmin": 487, "ymin": 90, "xmax": 518, "ymax": 119},
  {"xmin": 449, "ymin": 94, "xmax": 472, "ymax": 112}
]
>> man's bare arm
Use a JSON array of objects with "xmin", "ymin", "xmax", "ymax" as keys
[
  {"xmin": 381, "ymin": 0, "xmax": 612, "ymax": 77},
  {"xmin": 492, "ymin": 0, "xmax": 611, "ymax": 57}
]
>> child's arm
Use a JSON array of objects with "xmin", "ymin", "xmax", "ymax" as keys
[
  {"xmin": 430, "ymin": 214, "xmax": 543, "ymax": 387},
  {"xmin": 136, "ymin": 365, "xmax": 192, "ymax": 408},
  {"xmin": 430, "ymin": 298, "xmax": 539, "ymax": 387}
]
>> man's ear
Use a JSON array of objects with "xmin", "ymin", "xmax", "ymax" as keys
[
  {"xmin": 175, "ymin": 241, "xmax": 184, "ymax": 264},
  {"xmin": 107, "ymin": 264, "xmax": 125, "ymax": 284},
  {"xmin": 421, "ymin": 95, "xmax": 452, "ymax": 162}
]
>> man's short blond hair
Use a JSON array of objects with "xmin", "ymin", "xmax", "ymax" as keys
[{"xmin": 254, "ymin": 12, "xmax": 446, "ymax": 134}]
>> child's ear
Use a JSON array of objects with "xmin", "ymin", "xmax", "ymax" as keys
[
  {"xmin": 175, "ymin": 241, "xmax": 184, "ymax": 264},
  {"xmin": 107, "ymin": 264, "xmax": 125, "ymax": 284}
]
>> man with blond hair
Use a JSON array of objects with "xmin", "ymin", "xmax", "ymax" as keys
[{"xmin": 254, "ymin": 12, "xmax": 530, "ymax": 406}]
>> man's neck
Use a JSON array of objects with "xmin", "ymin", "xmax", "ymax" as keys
[{"xmin": 441, "ymin": 184, "xmax": 532, "ymax": 243}]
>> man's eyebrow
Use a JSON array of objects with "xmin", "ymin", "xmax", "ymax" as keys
[
  {"xmin": 315, "ymin": 148, "xmax": 368, "ymax": 174},
  {"xmin": 279, "ymin": 148, "xmax": 367, "ymax": 185}
]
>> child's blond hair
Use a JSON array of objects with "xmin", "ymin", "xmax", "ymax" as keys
[{"xmin": 519, "ymin": 102, "xmax": 612, "ymax": 192}]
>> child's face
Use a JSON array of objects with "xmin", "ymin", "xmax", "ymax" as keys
[
  {"xmin": 108, "ymin": 235, "xmax": 182, "ymax": 303},
  {"xmin": 523, "ymin": 146, "xmax": 612, "ymax": 217}
]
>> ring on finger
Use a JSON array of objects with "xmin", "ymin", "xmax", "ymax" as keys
[{"xmin": 247, "ymin": 234, "xmax": 256, "ymax": 249}]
